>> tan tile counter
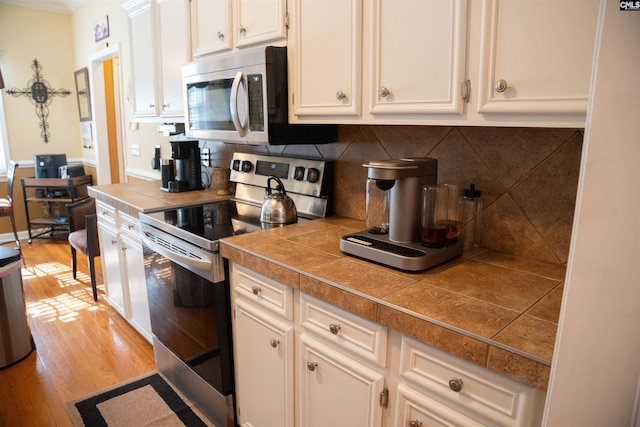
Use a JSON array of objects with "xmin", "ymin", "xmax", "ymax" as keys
[
  {"xmin": 220, "ymin": 216, "xmax": 566, "ymax": 390},
  {"xmin": 88, "ymin": 180, "xmax": 232, "ymax": 214}
]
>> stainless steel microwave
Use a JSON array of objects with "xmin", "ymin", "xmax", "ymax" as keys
[{"xmin": 181, "ymin": 46, "xmax": 337, "ymax": 145}]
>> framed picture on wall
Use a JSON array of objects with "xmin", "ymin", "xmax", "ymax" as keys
[
  {"xmin": 74, "ymin": 67, "xmax": 92, "ymax": 122},
  {"xmin": 94, "ymin": 16, "xmax": 109, "ymax": 43}
]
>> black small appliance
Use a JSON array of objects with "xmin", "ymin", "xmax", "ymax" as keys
[
  {"xmin": 162, "ymin": 140, "xmax": 203, "ymax": 192},
  {"xmin": 34, "ymin": 154, "xmax": 67, "ymax": 178}
]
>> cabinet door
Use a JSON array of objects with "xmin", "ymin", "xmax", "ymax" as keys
[
  {"xmin": 121, "ymin": 232, "xmax": 152, "ymax": 343},
  {"xmin": 234, "ymin": 0, "xmax": 287, "ymax": 49},
  {"xmin": 156, "ymin": 0, "xmax": 190, "ymax": 119},
  {"xmin": 127, "ymin": 0, "xmax": 159, "ymax": 118},
  {"xmin": 292, "ymin": 0, "xmax": 362, "ymax": 117},
  {"xmin": 299, "ymin": 334, "xmax": 384, "ymax": 427},
  {"xmin": 477, "ymin": 0, "xmax": 599, "ymax": 114},
  {"xmin": 191, "ymin": 0, "xmax": 232, "ymax": 57},
  {"xmin": 370, "ymin": 0, "xmax": 468, "ymax": 115},
  {"xmin": 234, "ymin": 298, "xmax": 294, "ymax": 427},
  {"xmin": 97, "ymin": 222, "xmax": 127, "ymax": 317}
]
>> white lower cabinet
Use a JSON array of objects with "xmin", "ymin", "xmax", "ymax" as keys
[
  {"xmin": 96, "ymin": 201, "xmax": 152, "ymax": 343},
  {"xmin": 97, "ymin": 219, "xmax": 127, "ymax": 317},
  {"xmin": 119, "ymin": 213, "xmax": 151, "ymax": 342},
  {"xmin": 229, "ymin": 262, "xmax": 546, "ymax": 426},
  {"xmin": 299, "ymin": 334, "xmax": 385, "ymax": 427},
  {"xmin": 234, "ymin": 298, "xmax": 294, "ymax": 427}
]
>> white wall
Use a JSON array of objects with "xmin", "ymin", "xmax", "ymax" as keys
[{"xmin": 544, "ymin": 2, "xmax": 640, "ymax": 425}]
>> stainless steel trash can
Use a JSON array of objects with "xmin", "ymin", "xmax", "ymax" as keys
[{"xmin": 0, "ymin": 247, "xmax": 34, "ymax": 369}]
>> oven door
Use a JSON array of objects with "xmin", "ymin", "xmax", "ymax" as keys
[{"xmin": 141, "ymin": 232, "xmax": 234, "ymax": 395}]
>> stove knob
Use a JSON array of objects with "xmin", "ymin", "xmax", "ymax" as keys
[
  {"xmin": 307, "ymin": 168, "xmax": 320, "ymax": 183},
  {"xmin": 232, "ymin": 159, "xmax": 241, "ymax": 171},
  {"xmin": 241, "ymin": 160, "xmax": 253, "ymax": 173},
  {"xmin": 294, "ymin": 166, "xmax": 305, "ymax": 181}
]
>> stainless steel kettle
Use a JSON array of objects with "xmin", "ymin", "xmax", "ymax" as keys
[{"xmin": 260, "ymin": 176, "xmax": 298, "ymax": 229}]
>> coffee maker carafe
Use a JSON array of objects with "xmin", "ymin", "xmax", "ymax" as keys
[
  {"xmin": 340, "ymin": 158, "xmax": 462, "ymax": 271},
  {"xmin": 162, "ymin": 140, "xmax": 203, "ymax": 193}
]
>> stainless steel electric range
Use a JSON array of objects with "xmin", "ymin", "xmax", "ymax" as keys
[{"xmin": 139, "ymin": 152, "xmax": 333, "ymax": 427}]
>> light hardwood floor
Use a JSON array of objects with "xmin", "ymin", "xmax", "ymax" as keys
[{"xmin": 0, "ymin": 239, "xmax": 156, "ymax": 426}]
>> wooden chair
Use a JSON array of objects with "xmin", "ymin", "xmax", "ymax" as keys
[
  {"xmin": 67, "ymin": 198, "xmax": 100, "ymax": 301},
  {"xmin": 0, "ymin": 161, "xmax": 22, "ymax": 258}
]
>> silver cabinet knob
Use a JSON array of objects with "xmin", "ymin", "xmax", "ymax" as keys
[
  {"xmin": 238, "ymin": 26, "xmax": 246, "ymax": 36},
  {"xmin": 269, "ymin": 339, "xmax": 279, "ymax": 348},
  {"xmin": 110, "ymin": 240, "xmax": 117, "ymax": 245},
  {"xmin": 149, "ymin": 102, "xmax": 155, "ymax": 108},
  {"xmin": 329, "ymin": 323, "xmax": 341, "ymax": 335},
  {"xmin": 335, "ymin": 90, "xmax": 346, "ymax": 101},
  {"xmin": 409, "ymin": 420, "xmax": 423, "ymax": 427},
  {"xmin": 378, "ymin": 87, "xmax": 390, "ymax": 97},
  {"xmin": 494, "ymin": 79, "xmax": 508, "ymax": 93},
  {"xmin": 307, "ymin": 361, "xmax": 318, "ymax": 371},
  {"xmin": 448, "ymin": 378, "xmax": 463, "ymax": 392},
  {"xmin": 217, "ymin": 31, "xmax": 224, "ymax": 41},
  {"xmin": 251, "ymin": 285, "xmax": 261, "ymax": 295}
]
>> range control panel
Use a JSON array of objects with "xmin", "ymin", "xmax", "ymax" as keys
[{"xmin": 230, "ymin": 152, "xmax": 332, "ymax": 198}]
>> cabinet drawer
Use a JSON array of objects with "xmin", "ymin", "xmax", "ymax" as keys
[
  {"xmin": 96, "ymin": 201, "xmax": 117, "ymax": 226},
  {"xmin": 231, "ymin": 263, "xmax": 293, "ymax": 320},
  {"xmin": 394, "ymin": 383, "xmax": 484, "ymax": 427},
  {"xmin": 118, "ymin": 211, "xmax": 141, "ymax": 239},
  {"xmin": 300, "ymin": 293, "xmax": 387, "ymax": 367},
  {"xmin": 399, "ymin": 336, "xmax": 544, "ymax": 427}
]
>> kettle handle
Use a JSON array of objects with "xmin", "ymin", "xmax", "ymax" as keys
[{"xmin": 266, "ymin": 176, "xmax": 286, "ymax": 196}]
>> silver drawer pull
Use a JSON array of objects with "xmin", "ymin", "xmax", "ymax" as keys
[
  {"xmin": 448, "ymin": 378, "xmax": 463, "ymax": 392},
  {"xmin": 269, "ymin": 339, "xmax": 279, "ymax": 348},
  {"xmin": 329, "ymin": 323, "xmax": 341, "ymax": 335},
  {"xmin": 409, "ymin": 420, "xmax": 423, "ymax": 427},
  {"xmin": 307, "ymin": 361, "xmax": 318, "ymax": 372},
  {"xmin": 251, "ymin": 285, "xmax": 261, "ymax": 295}
]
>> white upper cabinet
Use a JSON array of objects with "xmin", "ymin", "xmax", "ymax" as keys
[
  {"xmin": 289, "ymin": 0, "xmax": 599, "ymax": 127},
  {"xmin": 291, "ymin": 0, "xmax": 362, "ymax": 117},
  {"xmin": 369, "ymin": 0, "xmax": 468, "ymax": 115},
  {"xmin": 156, "ymin": 0, "xmax": 191, "ymax": 118},
  {"xmin": 476, "ymin": 0, "xmax": 599, "ymax": 114},
  {"xmin": 191, "ymin": 0, "xmax": 233, "ymax": 56},
  {"xmin": 290, "ymin": 0, "xmax": 467, "ymax": 122},
  {"xmin": 123, "ymin": 0, "xmax": 191, "ymax": 121},
  {"xmin": 191, "ymin": 0, "xmax": 287, "ymax": 58},
  {"xmin": 126, "ymin": 0, "xmax": 158, "ymax": 119}
]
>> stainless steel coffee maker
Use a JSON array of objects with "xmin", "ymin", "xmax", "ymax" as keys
[{"xmin": 340, "ymin": 158, "xmax": 462, "ymax": 271}]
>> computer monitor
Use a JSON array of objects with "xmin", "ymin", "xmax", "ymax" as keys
[{"xmin": 34, "ymin": 154, "xmax": 67, "ymax": 178}]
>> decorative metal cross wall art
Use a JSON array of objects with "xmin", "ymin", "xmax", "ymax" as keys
[{"xmin": 6, "ymin": 59, "xmax": 71, "ymax": 143}]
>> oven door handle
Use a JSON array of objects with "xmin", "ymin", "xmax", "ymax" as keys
[
  {"xmin": 230, "ymin": 71, "xmax": 248, "ymax": 138},
  {"xmin": 141, "ymin": 233, "xmax": 212, "ymax": 272}
]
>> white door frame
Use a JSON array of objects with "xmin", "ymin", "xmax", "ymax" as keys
[{"xmin": 88, "ymin": 43, "xmax": 125, "ymax": 185}]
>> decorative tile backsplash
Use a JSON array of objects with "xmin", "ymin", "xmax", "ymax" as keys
[{"xmin": 212, "ymin": 125, "xmax": 583, "ymax": 265}]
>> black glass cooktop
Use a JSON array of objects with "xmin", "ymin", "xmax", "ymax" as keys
[{"xmin": 143, "ymin": 201, "xmax": 237, "ymax": 242}]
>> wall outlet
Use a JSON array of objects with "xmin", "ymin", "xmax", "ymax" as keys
[
  {"xmin": 201, "ymin": 148, "xmax": 211, "ymax": 167},
  {"xmin": 131, "ymin": 143, "xmax": 141, "ymax": 156}
]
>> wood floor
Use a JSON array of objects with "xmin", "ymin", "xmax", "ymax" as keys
[{"xmin": 0, "ymin": 239, "xmax": 156, "ymax": 427}]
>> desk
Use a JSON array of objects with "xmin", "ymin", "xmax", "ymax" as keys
[{"xmin": 21, "ymin": 176, "xmax": 93, "ymax": 242}]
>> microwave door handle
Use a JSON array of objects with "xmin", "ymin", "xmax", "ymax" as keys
[{"xmin": 230, "ymin": 71, "xmax": 248, "ymax": 137}]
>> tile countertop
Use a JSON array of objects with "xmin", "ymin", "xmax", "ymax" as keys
[
  {"xmin": 220, "ymin": 216, "xmax": 566, "ymax": 391},
  {"xmin": 88, "ymin": 180, "xmax": 233, "ymax": 214}
]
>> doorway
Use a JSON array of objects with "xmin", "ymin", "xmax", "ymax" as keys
[{"xmin": 88, "ymin": 44, "xmax": 125, "ymax": 185}]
